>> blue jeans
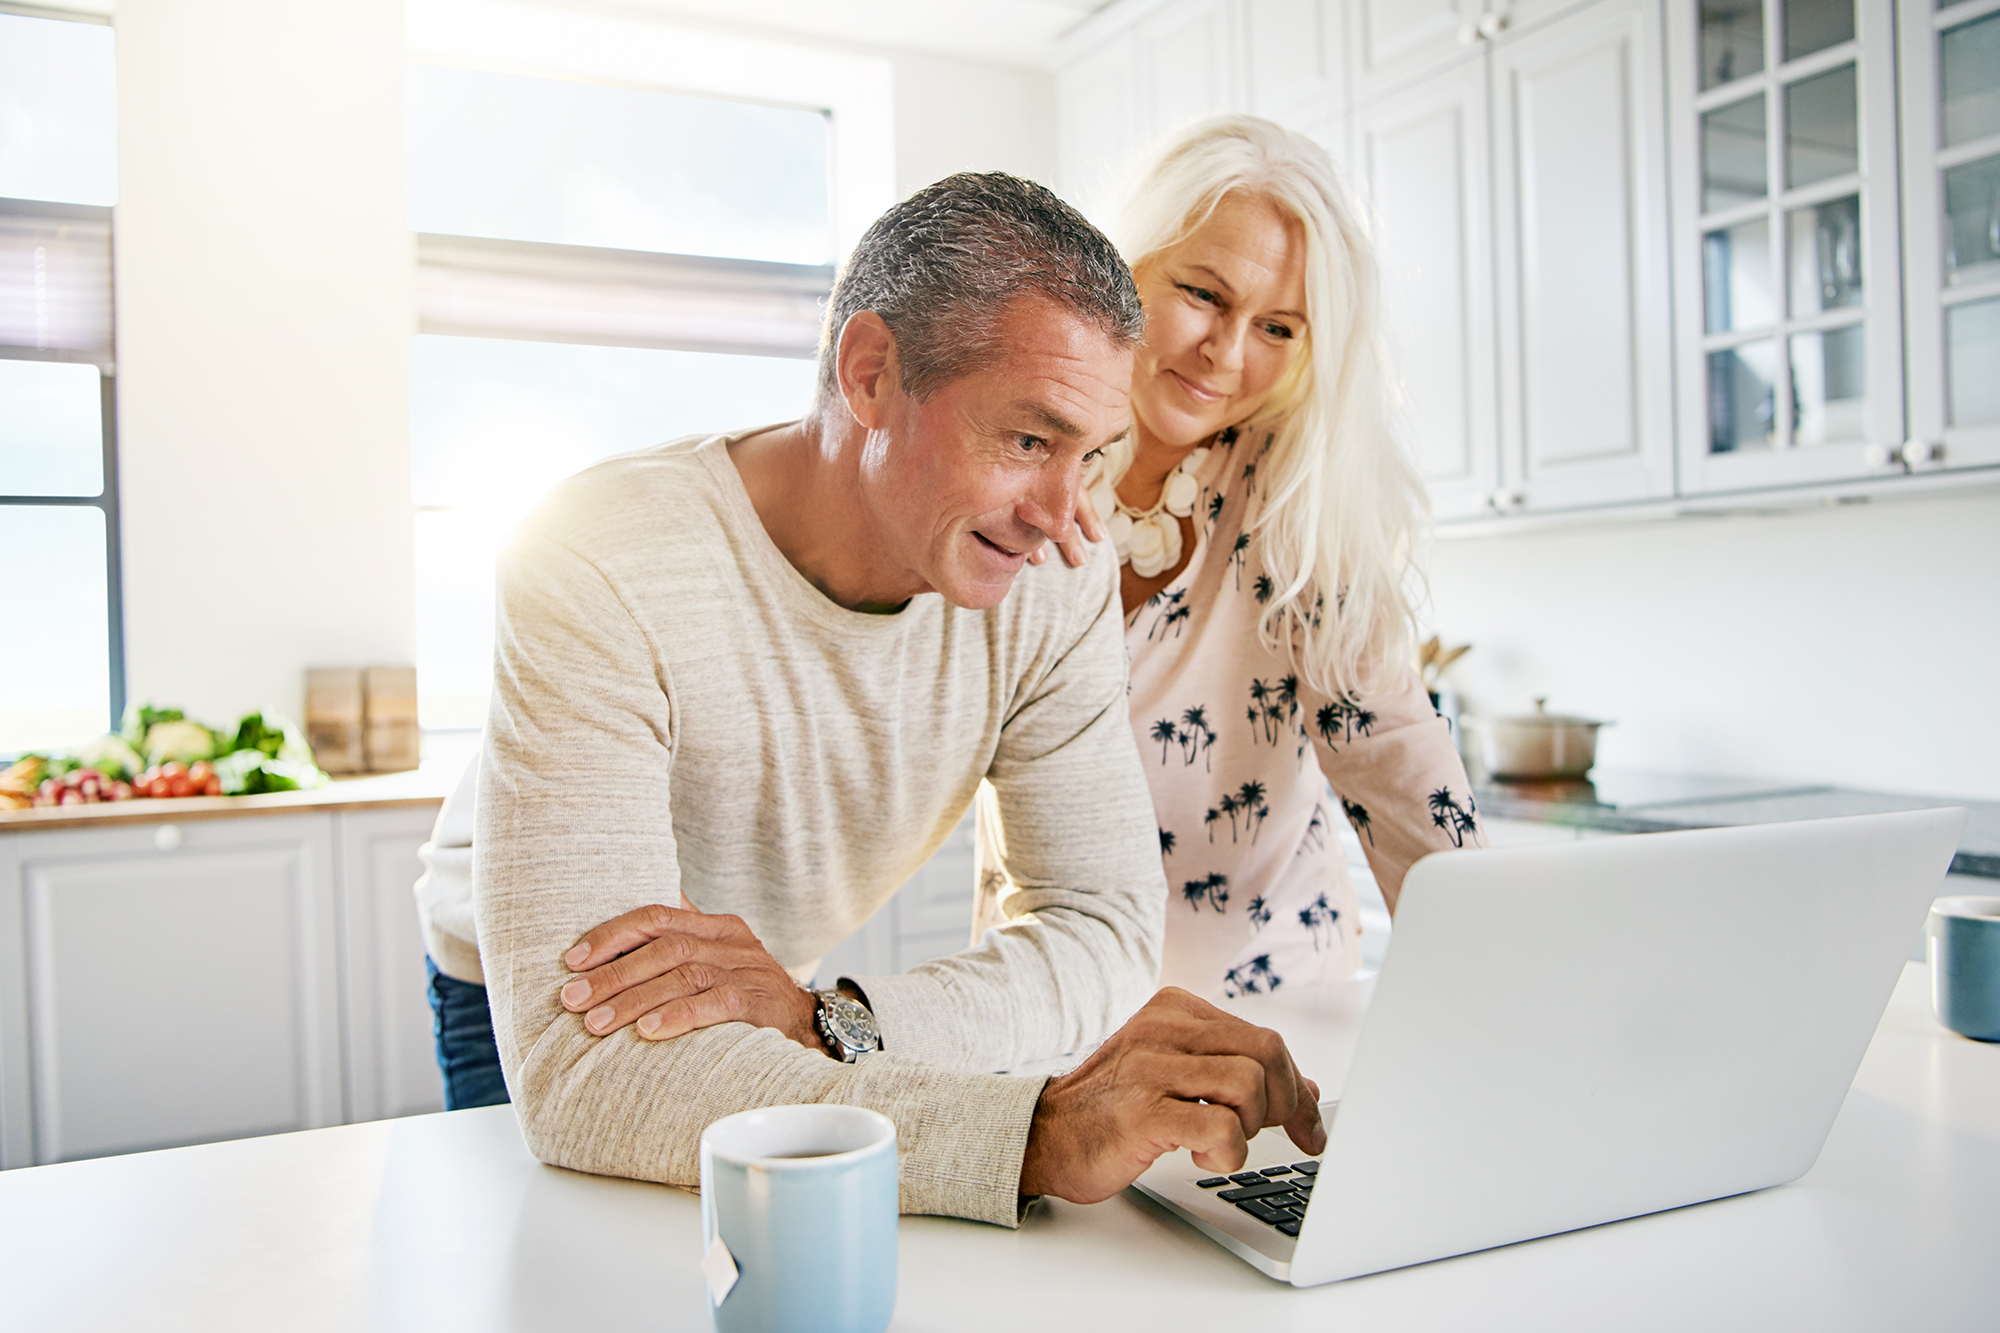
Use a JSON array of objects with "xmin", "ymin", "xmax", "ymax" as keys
[{"xmin": 426, "ymin": 957, "xmax": 511, "ymax": 1110}]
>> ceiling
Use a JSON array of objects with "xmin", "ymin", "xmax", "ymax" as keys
[{"xmin": 559, "ymin": 0, "xmax": 1116, "ymax": 70}]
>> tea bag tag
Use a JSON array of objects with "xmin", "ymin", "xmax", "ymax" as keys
[{"xmin": 702, "ymin": 1234, "xmax": 740, "ymax": 1305}]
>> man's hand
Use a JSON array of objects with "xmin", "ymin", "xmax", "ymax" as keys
[
  {"xmin": 556, "ymin": 903, "xmax": 825, "ymax": 1051},
  {"xmin": 1018, "ymin": 988, "xmax": 1325, "ymax": 1204},
  {"xmin": 1026, "ymin": 487, "xmax": 1107, "ymax": 569}
]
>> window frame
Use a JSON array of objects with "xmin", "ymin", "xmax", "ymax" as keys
[{"xmin": 1, "ymin": 194, "xmax": 125, "ymax": 740}]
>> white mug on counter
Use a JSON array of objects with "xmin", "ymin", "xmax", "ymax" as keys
[{"xmin": 699, "ymin": 1104, "xmax": 899, "ymax": 1333}]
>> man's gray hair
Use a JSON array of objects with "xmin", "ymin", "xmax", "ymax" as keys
[{"xmin": 816, "ymin": 172, "xmax": 1144, "ymax": 403}]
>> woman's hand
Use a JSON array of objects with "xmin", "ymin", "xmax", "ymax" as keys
[{"xmin": 1028, "ymin": 489, "xmax": 1109, "ymax": 568}]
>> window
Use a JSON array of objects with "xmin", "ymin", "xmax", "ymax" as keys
[
  {"xmin": 0, "ymin": 11, "xmax": 121, "ymax": 753},
  {"xmin": 404, "ymin": 59, "xmax": 844, "ymax": 729}
]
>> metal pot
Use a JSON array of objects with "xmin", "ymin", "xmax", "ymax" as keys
[{"xmin": 1466, "ymin": 698, "xmax": 1611, "ymax": 780}]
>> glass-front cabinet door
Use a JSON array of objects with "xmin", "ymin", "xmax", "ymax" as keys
[
  {"xmin": 1667, "ymin": 0, "xmax": 1906, "ymax": 494},
  {"xmin": 1899, "ymin": 0, "xmax": 2000, "ymax": 473}
]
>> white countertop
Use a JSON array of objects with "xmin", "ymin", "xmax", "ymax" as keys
[{"xmin": 3, "ymin": 962, "xmax": 1996, "ymax": 1332}]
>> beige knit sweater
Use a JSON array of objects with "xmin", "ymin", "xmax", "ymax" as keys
[{"xmin": 472, "ymin": 432, "xmax": 1166, "ymax": 1227}]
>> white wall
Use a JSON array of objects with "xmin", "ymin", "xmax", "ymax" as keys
[
  {"xmin": 104, "ymin": 0, "xmax": 1060, "ymax": 730},
  {"xmin": 114, "ymin": 0, "xmax": 415, "ymax": 727},
  {"xmin": 1426, "ymin": 489, "xmax": 2000, "ymax": 802}
]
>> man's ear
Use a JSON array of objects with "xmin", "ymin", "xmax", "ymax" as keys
[{"xmin": 835, "ymin": 311, "xmax": 900, "ymax": 430}]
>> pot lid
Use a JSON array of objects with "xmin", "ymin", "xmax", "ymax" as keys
[{"xmin": 1489, "ymin": 697, "xmax": 1611, "ymax": 727}]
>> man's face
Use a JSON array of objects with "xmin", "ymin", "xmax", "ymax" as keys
[{"xmin": 857, "ymin": 296, "xmax": 1133, "ymax": 610}]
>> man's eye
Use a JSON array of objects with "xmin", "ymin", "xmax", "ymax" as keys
[
  {"xmin": 1082, "ymin": 447, "xmax": 1105, "ymax": 464},
  {"xmin": 1018, "ymin": 435, "xmax": 1046, "ymax": 453}
]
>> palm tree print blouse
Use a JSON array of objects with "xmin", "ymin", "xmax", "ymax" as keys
[{"xmin": 1100, "ymin": 431, "xmax": 1485, "ymax": 1000}]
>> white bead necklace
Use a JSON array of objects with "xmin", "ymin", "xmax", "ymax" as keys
[{"xmin": 1107, "ymin": 446, "xmax": 1209, "ymax": 578}]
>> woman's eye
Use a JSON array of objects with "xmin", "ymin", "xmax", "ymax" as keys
[
  {"xmin": 1264, "ymin": 322, "xmax": 1296, "ymax": 340},
  {"xmin": 1179, "ymin": 284, "xmax": 1219, "ymax": 306}
]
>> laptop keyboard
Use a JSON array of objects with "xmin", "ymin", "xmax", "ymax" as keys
[{"xmin": 1194, "ymin": 1160, "xmax": 1319, "ymax": 1237}]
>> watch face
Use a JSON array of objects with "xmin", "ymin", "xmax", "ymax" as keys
[{"xmin": 824, "ymin": 997, "xmax": 878, "ymax": 1050}]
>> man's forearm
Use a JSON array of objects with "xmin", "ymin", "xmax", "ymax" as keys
[{"xmin": 499, "ymin": 990, "xmax": 1048, "ymax": 1226}]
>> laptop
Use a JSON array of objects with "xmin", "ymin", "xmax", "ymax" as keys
[{"xmin": 1131, "ymin": 807, "xmax": 1967, "ymax": 1287}]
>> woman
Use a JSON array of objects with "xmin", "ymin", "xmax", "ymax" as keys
[{"xmin": 1008, "ymin": 115, "xmax": 1485, "ymax": 999}]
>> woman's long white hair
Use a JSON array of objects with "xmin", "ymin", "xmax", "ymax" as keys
[{"xmin": 1106, "ymin": 115, "xmax": 1427, "ymax": 699}]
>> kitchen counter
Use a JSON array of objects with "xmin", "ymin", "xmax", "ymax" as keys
[
  {"xmin": 1, "ymin": 962, "xmax": 1993, "ymax": 1331},
  {"xmin": 0, "ymin": 761, "xmax": 456, "ymax": 833},
  {"xmin": 1476, "ymin": 768, "xmax": 2000, "ymax": 878}
]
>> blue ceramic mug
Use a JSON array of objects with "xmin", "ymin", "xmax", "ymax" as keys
[
  {"xmin": 1927, "ymin": 895, "xmax": 2000, "ymax": 1042},
  {"xmin": 699, "ymin": 1104, "xmax": 898, "ymax": 1333}
]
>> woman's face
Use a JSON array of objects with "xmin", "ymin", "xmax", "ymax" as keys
[{"xmin": 1130, "ymin": 191, "xmax": 1309, "ymax": 452}]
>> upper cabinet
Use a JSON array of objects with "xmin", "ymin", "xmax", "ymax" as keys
[
  {"xmin": 1898, "ymin": 0, "xmax": 2000, "ymax": 474},
  {"xmin": 1140, "ymin": 0, "xmax": 1246, "ymax": 135},
  {"xmin": 1666, "ymin": 0, "xmax": 1907, "ymax": 494},
  {"xmin": 1060, "ymin": 0, "xmax": 1245, "ymax": 226},
  {"xmin": 1057, "ymin": 33, "xmax": 1142, "ymax": 226},
  {"xmin": 1492, "ymin": 0, "xmax": 1675, "ymax": 511},
  {"xmin": 1055, "ymin": 0, "xmax": 2000, "ymax": 526},
  {"xmin": 1245, "ymin": 0, "xmax": 1347, "ymax": 117},
  {"xmin": 1356, "ymin": 53, "xmax": 1501, "ymax": 520},
  {"xmin": 1347, "ymin": 0, "xmax": 1485, "ymax": 101}
]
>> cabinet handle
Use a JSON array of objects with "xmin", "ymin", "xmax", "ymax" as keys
[
  {"xmin": 1862, "ymin": 444, "xmax": 1893, "ymax": 468},
  {"xmin": 1898, "ymin": 440, "xmax": 1943, "ymax": 468},
  {"xmin": 1476, "ymin": 11, "xmax": 1509, "ymax": 38},
  {"xmin": 154, "ymin": 824, "xmax": 184, "ymax": 851},
  {"xmin": 1489, "ymin": 490, "xmax": 1525, "ymax": 512}
]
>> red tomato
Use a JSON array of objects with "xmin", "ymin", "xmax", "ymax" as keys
[
  {"xmin": 203, "ymin": 776, "xmax": 222, "ymax": 796},
  {"xmin": 167, "ymin": 775, "xmax": 195, "ymax": 798},
  {"xmin": 160, "ymin": 761, "xmax": 187, "ymax": 779}
]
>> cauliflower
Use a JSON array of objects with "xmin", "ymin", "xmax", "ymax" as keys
[
  {"xmin": 75, "ymin": 733, "xmax": 147, "ymax": 782},
  {"xmin": 144, "ymin": 719, "xmax": 219, "ymax": 766}
]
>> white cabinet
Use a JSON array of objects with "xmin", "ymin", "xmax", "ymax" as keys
[
  {"xmin": 1665, "ymin": 0, "xmax": 1909, "ymax": 495},
  {"xmin": 1363, "ymin": 0, "xmax": 1671, "ymax": 518},
  {"xmin": 1061, "ymin": 0, "xmax": 2000, "ymax": 526},
  {"xmin": 335, "ymin": 807, "xmax": 448, "ymax": 1124},
  {"xmin": 1490, "ymin": 0, "xmax": 1675, "ymax": 510},
  {"xmin": 1139, "ymin": 0, "xmax": 1245, "ymax": 140},
  {"xmin": 0, "ymin": 815, "xmax": 344, "ymax": 1167},
  {"xmin": 1244, "ymin": 0, "xmax": 1346, "ymax": 119},
  {"xmin": 1897, "ymin": 0, "xmax": 2000, "ymax": 475},
  {"xmin": 1357, "ymin": 54, "xmax": 1501, "ymax": 519},
  {"xmin": 1058, "ymin": 33, "xmax": 1145, "ymax": 226},
  {"xmin": 1348, "ymin": 0, "xmax": 1485, "ymax": 102},
  {"xmin": 1060, "ymin": 0, "xmax": 1674, "ymax": 521},
  {"xmin": 1061, "ymin": 0, "xmax": 1247, "ymax": 227},
  {"xmin": 0, "ymin": 802, "xmax": 443, "ymax": 1169}
]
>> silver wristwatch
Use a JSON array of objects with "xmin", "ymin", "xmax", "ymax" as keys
[{"xmin": 812, "ymin": 989, "xmax": 882, "ymax": 1063}]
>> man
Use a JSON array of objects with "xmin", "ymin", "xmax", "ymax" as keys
[{"xmin": 443, "ymin": 173, "xmax": 1322, "ymax": 1226}]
